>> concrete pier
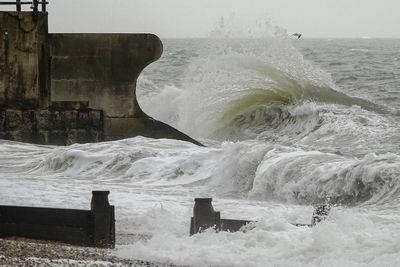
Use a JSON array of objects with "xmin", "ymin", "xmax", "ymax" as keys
[{"xmin": 0, "ymin": 10, "xmax": 202, "ymax": 146}]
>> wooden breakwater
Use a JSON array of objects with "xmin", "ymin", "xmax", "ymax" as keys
[
  {"xmin": 190, "ymin": 198, "xmax": 330, "ymax": 234},
  {"xmin": 0, "ymin": 191, "xmax": 115, "ymax": 248}
]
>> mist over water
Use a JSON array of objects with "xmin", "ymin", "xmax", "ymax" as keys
[{"xmin": 2, "ymin": 18, "xmax": 400, "ymax": 266}]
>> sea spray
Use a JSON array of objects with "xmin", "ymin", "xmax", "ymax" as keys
[{"xmin": 139, "ymin": 16, "xmax": 383, "ymax": 142}]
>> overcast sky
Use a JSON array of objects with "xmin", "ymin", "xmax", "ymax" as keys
[{"xmin": 44, "ymin": 0, "xmax": 400, "ymax": 38}]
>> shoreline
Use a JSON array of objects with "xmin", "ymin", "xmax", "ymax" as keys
[{"xmin": 0, "ymin": 237, "xmax": 179, "ymax": 267}]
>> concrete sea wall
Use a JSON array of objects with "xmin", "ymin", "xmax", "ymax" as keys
[
  {"xmin": 0, "ymin": 11, "xmax": 202, "ymax": 146},
  {"xmin": 50, "ymin": 33, "xmax": 162, "ymax": 118}
]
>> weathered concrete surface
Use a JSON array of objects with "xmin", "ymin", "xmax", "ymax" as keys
[
  {"xmin": 0, "ymin": 103, "xmax": 103, "ymax": 145},
  {"xmin": 50, "ymin": 34, "xmax": 203, "ymax": 146},
  {"xmin": 0, "ymin": 12, "xmax": 50, "ymax": 109},
  {"xmin": 50, "ymin": 34, "xmax": 161, "ymax": 117},
  {"xmin": 0, "ymin": 11, "xmax": 202, "ymax": 146}
]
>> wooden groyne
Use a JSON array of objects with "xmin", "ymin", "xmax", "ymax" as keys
[{"xmin": 0, "ymin": 191, "xmax": 115, "ymax": 248}]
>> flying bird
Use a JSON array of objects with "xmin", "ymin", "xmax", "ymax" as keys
[{"xmin": 292, "ymin": 33, "xmax": 302, "ymax": 39}]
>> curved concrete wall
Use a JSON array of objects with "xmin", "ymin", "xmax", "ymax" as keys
[
  {"xmin": 50, "ymin": 33, "xmax": 162, "ymax": 117},
  {"xmin": 1, "ymin": 11, "xmax": 202, "ymax": 146},
  {"xmin": 49, "ymin": 33, "xmax": 203, "ymax": 145}
]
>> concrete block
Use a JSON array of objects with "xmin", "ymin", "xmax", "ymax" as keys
[
  {"xmin": 90, "ymin": 129, "xmax": 102, "ymax": 142},
  {"xmin": 19, "ymin": 111, "xmax": 34, "ymax": 141},
  {"xmin": 64, "ymin": 110, "xmax": 78, "ymax": 129},
  {"xmin": 36, "ymin": 110, "xmax": 51, "ymax": 130},
  {"xmin": 51, "ymin": 101, "xmax": 89, "ymax": 111},
  {"xmin": 51, "ymin": 111, "xmax": 65, "ymax": 130},
  {"xmin": 22, "ymin": 110, "xmax": 34, "ymax": 123},
  {"xmin": 8, "ymin": 130, "xmax": 22, "ymax": 141},
  {"xmin": 21, "ymin": 110, "xmax": 34, "ymax": 128},
  {"xmin": 66, "ymin": 129, "xmax": 87, "ymax": 145},
  {"xmin": 77, "ymin": 112, "xmax": 90, "ymax": 129},
  {"xmin": 37, "ymin": 130, "xmax": 49, "ymax": 144},
  {"xmin": 49, "ymin": 34, "xmax": 162, "ymax": 117},
  {"xmin": 49, "ymin": 130, "xmax": 66, "ymax": 145},
  {"xmin": 90, "ymin": 110, "xmax": 102, "ymax": 129},
  {"xmin": 6, "ymin": 109, "xmax": 22, "ymax": 129}
]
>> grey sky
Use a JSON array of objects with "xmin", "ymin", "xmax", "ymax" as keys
[{"xmin": 46, "ymin": 0, "xmax": 400, "ymax": 38}]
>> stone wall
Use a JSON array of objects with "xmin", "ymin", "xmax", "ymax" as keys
[{"xmin": 0, "ymin": 102, "xmax": 103, "ymax": 145}]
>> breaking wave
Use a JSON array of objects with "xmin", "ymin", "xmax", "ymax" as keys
[
  {"xmin": 139, "ymin": 29, "xmax": 384, "ymax": 143},
  {"xmin": 10, "ymin": 137, "xmax": 399, "ymax": 206}
]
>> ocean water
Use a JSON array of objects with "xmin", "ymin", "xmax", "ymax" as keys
[{"xmin": 1, "ymin": 28, "xmax": 400, "ymax": 266}]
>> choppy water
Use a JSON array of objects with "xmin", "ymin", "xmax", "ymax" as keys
[{"xmin": 1, "ymin": 27, "xmax": 400, "ymax": 266}]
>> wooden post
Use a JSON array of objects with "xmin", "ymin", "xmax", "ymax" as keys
[
  {"xmin": 90, "ymin": 191, "xmax": 115, "ymax": 248},
  {"xmin": 214, "ymin": 211, "xmax": 221, "ymax": 231},
  {"xmin": 192, "ymin": 198, "xmax": 217, "ymax": 234},
  {"xmin": 41, "ymin": 0, "xmax": 46, "ymax": 12},
  {"xmin": 16, "ymin": 0, "xmax": 21, "ymax": 11},
  {"xmin": 33, "ymin": 0, "xmax": 38, "ymax": 12}
]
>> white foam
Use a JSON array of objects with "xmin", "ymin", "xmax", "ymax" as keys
[{"xmin": 1, "ymin": 137, "xmax": 400, "ymax": 266}]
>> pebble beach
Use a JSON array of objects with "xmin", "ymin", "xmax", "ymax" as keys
[{"xmin": 0, "ymin": 237, "xmax": 179, "ymax": 267}]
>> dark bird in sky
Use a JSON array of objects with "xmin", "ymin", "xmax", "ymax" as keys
[{"xmin": 292, "ymin": 33, "xmax": 302, "ymax": 39}]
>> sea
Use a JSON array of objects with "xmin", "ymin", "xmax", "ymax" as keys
[{"xmin": 1, "ymin": 23, "xmax": 400, "ymax": 266}]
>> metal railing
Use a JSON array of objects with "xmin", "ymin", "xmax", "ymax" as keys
[{"xmin": 0, "ymin": 0, "xmax": 48, "ymax": 12}]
